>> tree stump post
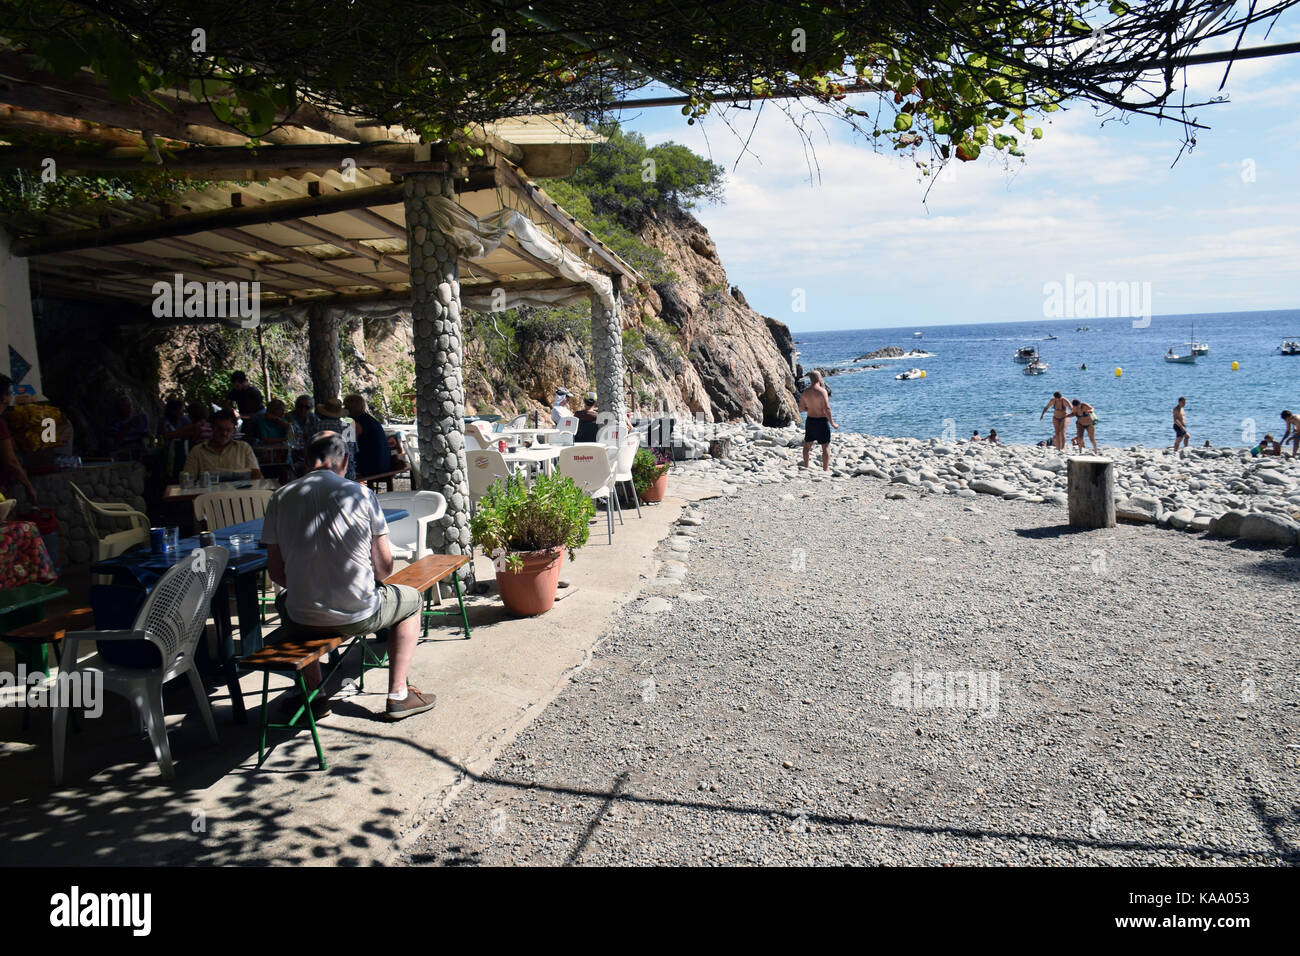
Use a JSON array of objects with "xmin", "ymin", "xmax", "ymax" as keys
[{"xmin": 1067, "ymin": 456, "xmax": 1116, "ymax": 528}]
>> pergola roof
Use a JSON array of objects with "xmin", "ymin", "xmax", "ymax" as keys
[{"xmin": 0, "ymin": 56, "xmax": 639, "ymax": 311}]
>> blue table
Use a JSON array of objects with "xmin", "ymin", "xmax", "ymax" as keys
[{"xmin": 91, "ymin": 509, "xmax": 409, "ymax": 723}]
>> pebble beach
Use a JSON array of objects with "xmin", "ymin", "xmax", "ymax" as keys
[{"xmin": 409, "ymin": 451, "xmax": 1300, "ymax": 865}]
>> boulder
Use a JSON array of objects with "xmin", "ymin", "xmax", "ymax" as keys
[
  {"xmin": 971, "ymin": 478, "xmax": 1016, "ymax": 496},
  {"xmin": 1238, "ymin": 513, "xmax": 1300, "ymax": 546},
  {"xmin": 1168, "ymin": 508, "xmax": 1196, "ymax": 530},
  {"xmin": 1116, "ymin": 495, "xmax": 1162, "ymax": 524},
  {"xmin": 1207, "ymin": 510, "xmax": 1247, "ymax": 537}
]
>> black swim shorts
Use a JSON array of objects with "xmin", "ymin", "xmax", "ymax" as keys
[
  {"xmin": 804, "ymin": 416, "xmax": 831, "ymax": 445},
  {"xmin": 1174, "ymin": 423, "xmax": 1188, "ymax": 439}
]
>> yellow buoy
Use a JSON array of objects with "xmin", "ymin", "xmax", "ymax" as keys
[
  {"xmin": 920, "ymin": 370, "xmax": 926, "ymax": 378},
  {"xmin": 1232, "ymin": 361, "xmax": 1239, "ymax": 370},
  {"xmin": 1115, "ymin": 367, "xmax": 1122, "ymax": 378}
]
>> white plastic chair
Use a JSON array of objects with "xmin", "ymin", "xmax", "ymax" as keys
[
  {"xmin": 557, "ymin": 416, "xmax": 579, "ymax": 435},
  {"xmin": 551, "ymin": 430, "xmax": 575, "ymax": 447},
  {"xmin": 505, "ymin": 414, "xmax": 529, "ymax": 430},
  {"xmin": 54, "ymin": 545, "xmax": 230, "ymax": 783},
  {"xmin": 70, "ymin": 482, "xmax": 149, "ymax": 561},
  {"xmin": 467, "ymin": 448, "xmax": 514, "ymax": 514},
  {"xmin": 193, "ymin": 490, "xmax": 273, "ymax": 529},
  {"xmin": 557, "ymin": 446, "xmax": 617, "ymax": 544},
  {"xmin": 377, "ymin": 491, "xmax": 447, "ymax": 562},
  {"xmin": 466, "ymin": 421, "xmax": 494, "ymax": 447},
  {"xmin": 614, "ymin": 435, "xmax": 642, "ymax": 519}
]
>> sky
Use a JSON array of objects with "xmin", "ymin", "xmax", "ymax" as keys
[{"xmin": 621, "ymin": 14, "xmax": 1300, "ymax": 333}]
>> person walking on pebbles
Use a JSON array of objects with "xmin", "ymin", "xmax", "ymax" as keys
[
  {"xmin": 1068, "ymin": 398, "xmax": 1099, "ymax": 453},
  {"xmin": 1280, "ymin": 409, "xmax": 1300, "ymax": 458},
  {"xmin": 799, "ymin": 369, "xmax": 839, "ymax": 471},
  {"xmin": 1040, "ymin": 391, "xmax": 1070, "ymax": 451},
  {"xmin": 1172, "ymin": 396, "xmax": 1190, "ymax": 452}
]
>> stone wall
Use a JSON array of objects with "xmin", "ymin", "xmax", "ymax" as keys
[{"xmin": 31, "ymin": 463, "xmax": 147, "ymax": 566}]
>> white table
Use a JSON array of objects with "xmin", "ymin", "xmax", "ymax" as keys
[
  {"xmin": 503, "ymin": 445, "xmax": 562, "ymax": 477},
  {"xmin": 498, "ymin": 427, "xmax": 565, "ymax": 445},
  {"xmin": 164, "ymin": 478, "xmax": 279, "ymax": 500}
]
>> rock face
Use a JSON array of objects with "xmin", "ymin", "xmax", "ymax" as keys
[{"xmin": 639, "ymin": 205, "xmax": 799, "ymax": 426}]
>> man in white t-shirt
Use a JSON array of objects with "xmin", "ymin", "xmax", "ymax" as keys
[
  {"xmin": 550, "ymin": 388, "xmax": 573, "ymax": 427},
  {"xmin": 261, "ymin": 431, "xmax": 435, "ymax": 721}
]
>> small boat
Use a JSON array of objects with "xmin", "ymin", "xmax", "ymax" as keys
[
  {"xmin": 1023, "ymin": 359, "xmax": 1049, "ymax": 375},
  {"xmin": 1075, "ymin": 326, "xmax": 1090, "ymax": 331},
  {"xmin": 1164, "ymin": 349, "xmax": 1197, "ymax": 364},
  {"xmin": 1044, "ymin": 333, "xmax": 1059, "ymax": 340},
  {"xmin": 1186, "ymin": 342, "xmax": 1210, "ymax": 356},
  {"xmin": 895, "ymin": 368, "xmax": 925, "ymax": 380},
  {"xmin": 913, "ymin": 331, "xmax": 923, "ymax": 338},
  {"xmin": 1014, "ymin": 345, "xmax": 1039, "ymax": 364},
  {"xmin": 1279, "ymin": 338, "xmax": 1300, "ymax": 356}
]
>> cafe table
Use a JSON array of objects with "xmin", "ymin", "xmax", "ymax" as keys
[
  {"xmin": 163, "ymin": 477, "xmax": 280, "ymax": 503},
  {"xmin": 91, "ymin": 507, "xmax": 408, "ymax": 723},
  {"xmin": 497, "ymin": 427, "xmax": 563, "ymax": 445},
  {"xmin": 502, "ymin": 445, "xmax": 562, "ymax": 477}
]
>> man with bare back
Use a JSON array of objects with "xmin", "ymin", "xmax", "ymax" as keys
[{"xmin": 799, "ymin": 369, "xmax": 839, "ymax": 471}]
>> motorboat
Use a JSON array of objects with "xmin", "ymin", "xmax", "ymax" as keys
[
  {"xmin": 913, "ymin": 331, "xmax": 923, "ymax": 337},
  {"xmin": 1075, "ymin": 326, "xmax": 1090, "ymax": 331},
  {"xmin": 1279, "ymin": 338, "xmax": 1300, "ymax": 356},
  {"xmin": 1164, "ymin": 349, "xmax": 1196, "ymax": 364},
  {"xmin": 1186, "ymin": 341, "xmax": 1209, "ymax": 356},
  {"xmin": 1023, "ymin": 359, "xmax": 1049, "ymax": 375},
  {"xmin": 895, "ymin": 368, "xmax": 925, "ymax": 380},
  {"xmin": 1014, "ymin": 345, "xmax": 1039, "ymax": 364},
  {"xmin": 1043, "ymin": 333, "xmax": 1059, "ymax": 340}
]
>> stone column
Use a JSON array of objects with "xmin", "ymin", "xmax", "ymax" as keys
[
  {"xmin": 404, "ymin": 172, "xmax": 472, "ymax": 579},
  {"xmin": 590, "ymin": 287, "xmax": 627, "ymax": 425},
  {"xmin": 306, "ymin": 303, "xmax": 340, "ymax": 400}
]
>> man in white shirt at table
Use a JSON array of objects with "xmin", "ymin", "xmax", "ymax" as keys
[
  {"xmin": 550, "ymin": 388, "xmax": 573, "ymax": 427},
  {"xmin": 261, "ymin": 431, "xmax": 436, "ymax": 721}
]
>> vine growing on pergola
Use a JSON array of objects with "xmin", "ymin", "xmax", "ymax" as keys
[{"xmin": 1, "ymin": 0, "xmax": 1296, "ymax": 164}]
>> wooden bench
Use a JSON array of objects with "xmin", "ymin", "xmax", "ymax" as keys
[
  {"xmin": 384, "ymin": 553, "xmax": 472, "ymax": 642},
  {"xmin": 238, "ymin": 554, "xmax": 471, "ymax": 770},
  {"xmin": 359, "ymin": 466, "xmax": 411, "ymax": 493},
  {"xmin": 241, "ymin": 631, "xmax": 346, "ymax": 770},
  {"xmin": 3, "ymin": 607, "xmax": 96, "ymax": 675}
]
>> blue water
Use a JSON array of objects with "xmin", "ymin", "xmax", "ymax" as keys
[{"xmin": 794, "ymin": 310, "xmax": 1300, "ymax": 448}]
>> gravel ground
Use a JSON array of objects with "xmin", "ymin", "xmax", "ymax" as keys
[{"xmin": 407, "ymin": 478, "xmax": 1300, "ymax": 866}]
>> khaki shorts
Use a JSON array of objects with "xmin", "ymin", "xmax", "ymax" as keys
[{"xmin": 274, "ymin": 583, "xmax": 422, "ymax": 639}]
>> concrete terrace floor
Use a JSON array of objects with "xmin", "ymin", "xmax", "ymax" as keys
[{"xmin": 0, "ymin": 482, "xmax": 717, "ymax": 866}]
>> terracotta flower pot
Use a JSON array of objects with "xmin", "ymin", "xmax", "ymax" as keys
[
  {"xmin": 495, "ymin": 548, "xmax": 565, "ymax": 616},
  {"xmin": 640, "ymin": 473, "xmax": 668, "ymax": 502}
]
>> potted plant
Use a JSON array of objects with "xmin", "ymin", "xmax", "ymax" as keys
[
  {"xmin": 633, "ymin": 447, "xmax": 672, "ymax": 502},
  {"xmin": 469, "ymin": 471, "xmax": 595, "ymax": 616}
]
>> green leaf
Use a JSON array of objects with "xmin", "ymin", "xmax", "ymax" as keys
[
  {"xmin": 893, "ymin": 112, "xmax": 913, "ymax": 131},
  {"xmin": 1031, "ymin": 127, "xmax": 1044, "ymax": 139}
]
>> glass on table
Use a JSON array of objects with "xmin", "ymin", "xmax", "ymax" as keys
[{"xmin": 180, "ymin": 472, "xmax": 195, "ymax": 490}]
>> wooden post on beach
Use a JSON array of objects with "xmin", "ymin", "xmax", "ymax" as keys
[{"xmin": 1067, "ymin": 456, "xmax": 1116, "ymax": 528}]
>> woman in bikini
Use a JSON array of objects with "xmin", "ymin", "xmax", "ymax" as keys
[
  {"xmin": 1039, "ymin": 391, "xmax": 1071, "ymax": 451},
  {"xmin": 1069, "ymin": 398, "xmax": 1100, "ymax": 453}
]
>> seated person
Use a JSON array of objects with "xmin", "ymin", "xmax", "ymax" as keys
[
  {"xmin": 315, "ymin": 398, "xmax": 358, "ymax": 480},
  {"xmin": 575, "ymin": 391, "xmax": 600, "ymax": 443},
  {"xmin": 986, "ymin": 429, "xmax": 1000, "ymax": 445},
  {"xmin": 255, "ymin": 399, "xmax": 291, "ymax": 447},
  {"xmin": 969, "ymin": 430, "xmax": 982, "ymax": 442},
  {"xmin": 1252, "ymin": 434, "xmax": 1282, "ymax": 457},
  {"xmin": 262, "ymin": 432, "xmax": 436, "ymax": 720},
  {"xmin": 180, "ymin": 409, "xmax": 262, "ymax": 479},
  {"xmin": 344, "ymin": 393, "xmax": 392, "ymax": 477},
  {"xmin": 108, "ymin": 394, "xmax": 150, "ymax": 457},
  {"xmin": 158, "ymin": 398, "xmax": 191, "ymax": 439}
]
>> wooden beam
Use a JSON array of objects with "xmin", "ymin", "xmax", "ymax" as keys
[
  {"xmin": 0, "ymin": 143, "xmax": 458, "ymax": 175},
  {"xmin": 40, "ymin": 249, "xmax": 307, "ymax": 297},
  {"xmin": 154, "ymin": 236, "xmax": 305, "ymax": 284},
  {"xmin": 494, "ymin": 158, "xmax": 633, "ymax": 278},
  {"xmin": 286, "ymin": 218, "xmax": 405, "ymax": 273},
  {"xmin": 9, "ymin": 182, "xmax": 406, "ymax": 257},
  {"xmin": 213, "ymin": 226, "xmax": 404, "ymax": 291},
  {"xmin": 342, "ymin": 207, "xmax": 407, "ymax": 240},
  {"xmin": 498, "ymin": 234, "xmax": 565, "ymax": 279},
  {"xmin": 0, "ymin": 105, "xmax": 157, "ymax": 149}
]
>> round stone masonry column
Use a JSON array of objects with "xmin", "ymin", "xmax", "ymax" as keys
[
  {"xmin": 404, "ymin": 172, "xmax": 472, "ymax": 580},
  {"xmin": 590, "ymin": 290, "xmax": 627, "ymax": 426}
]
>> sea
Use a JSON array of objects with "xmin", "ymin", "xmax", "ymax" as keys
[{"xmin": 793, "ymin": 309, "xmax": 1300, "ymax": 449}]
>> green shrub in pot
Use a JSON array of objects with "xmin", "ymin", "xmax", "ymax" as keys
[
  {"xmin": 631, "ymin": 447, "xmax": 671, "ymax": 498},
  {"xmin": 470, "ymin": 471, "xmax": 595, "ymax": 572}
]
